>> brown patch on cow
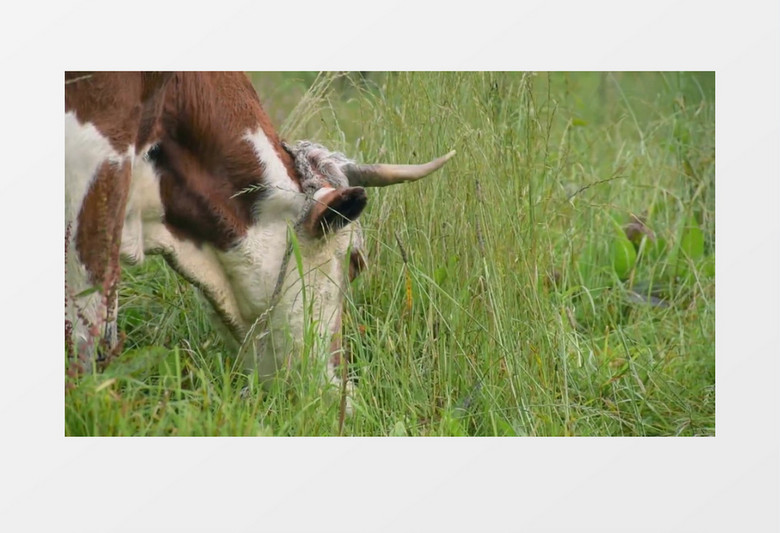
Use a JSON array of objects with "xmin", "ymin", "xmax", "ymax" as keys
[
  {"xmin": 75, "ymin": 158, "xmax": 132, "ymax": 308},
  {"xmin": 65, "ymin": 72, "xmax": 170, "ymax": 154},
  {"xmin": 153, "ymin": 73, "xmax": 300, "ymax": 249},
  {"xmin": 136, "ymin": 74, "xmax": 172, "ymax": 151},
  {"xmin": 155, "ymin": 140, "xmax": 254, "ymax": 248}
]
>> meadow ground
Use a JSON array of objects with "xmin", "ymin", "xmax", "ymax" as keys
[{"xmin": 65, "ymin": 71, "xmax": 715, "ymax": 436}]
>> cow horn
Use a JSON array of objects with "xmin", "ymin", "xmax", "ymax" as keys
[{"xmin": 342, "ymin": 150, "xmax": 456, "ymax": 187}]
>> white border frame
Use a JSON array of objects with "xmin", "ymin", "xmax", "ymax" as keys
[{"xmin": 2, "ymin": 1, "xmax": 778, "ymax": 531}]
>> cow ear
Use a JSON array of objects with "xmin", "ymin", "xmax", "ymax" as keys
[{"xmin": 305, "ymin": 187, "xmax": 367, "ymax": 237}]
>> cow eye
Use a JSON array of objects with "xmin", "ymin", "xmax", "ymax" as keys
[{"xmin": 144, "ymin": 143, "xmax": 162, "ymax": 162}]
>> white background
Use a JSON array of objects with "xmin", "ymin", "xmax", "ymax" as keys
[{"xmin": 0, "ymin": 1, "xmax": 777, "ymax": 531}]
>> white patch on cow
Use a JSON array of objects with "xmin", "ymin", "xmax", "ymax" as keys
[
  {"xmin": 120, "ymin": 147, "xmax": 159, "ymax": 265},
  {"xmin": 218, "ymin": 220, "xmax": 293, "ymax": 322},
  {"xmin": 64, "ymin": 112, "xmax": 131, "ymax": 350},
  {"xmin": 243, "ymin": 128, "xmax": 303, "ymax": 220},
  {"xmin": 234, "ymin": 224, "xmax": 358, "ymax": 382},
  {"xmin": 273, "ymin": 230, "xmax": 350, "ymax": 351},
  {"xmin": 243, "ymin": 128, "xmax": 297, "ymax": 192}
]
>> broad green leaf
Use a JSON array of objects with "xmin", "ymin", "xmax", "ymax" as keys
[
  {"xmin": 611, "ymin": 235, "xmax": 637, "ymax": 279},
  {"xmin": 609, "ymin": 216, "xmax": 637, "ymax": 279},
  {"xmin": 680, "ymin": 215, "xmax": 704, "ymax": 261},
  {"xmin": 675, "ymin": 215, "xmax": 705, "ymax": 278}
]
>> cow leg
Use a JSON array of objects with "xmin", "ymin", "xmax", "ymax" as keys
[
  {"xmin": 66, "ymin": 155, "xmax": 132, "ymax": 372},
  {"xmin": 65, "ymin": 225, "xmax": 102, "ymax": 371}
]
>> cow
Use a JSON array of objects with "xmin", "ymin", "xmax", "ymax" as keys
[{"xmin": 65, "ymin": 72, "xmax": 454, "ymax": 405}]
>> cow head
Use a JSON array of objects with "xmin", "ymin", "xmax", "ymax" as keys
[{"xmin": 224, "ymin": 140, "xmax": 456, "ymax": 384}]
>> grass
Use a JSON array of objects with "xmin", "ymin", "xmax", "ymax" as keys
[{"xmin": 65, "ymin": 71, "xmax": 715, "ymax": 436}]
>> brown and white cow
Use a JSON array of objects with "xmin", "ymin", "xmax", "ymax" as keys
[{"xmin": 65, "ymin": 72, "xmax": 454, "ymax": 400}]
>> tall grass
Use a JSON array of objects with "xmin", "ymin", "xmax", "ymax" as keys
[{"xmin": 65, "ymin": 72, "xmax": 715, "ymax": 436}]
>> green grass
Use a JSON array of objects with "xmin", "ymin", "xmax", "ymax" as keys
[{"xmin": 65, "ymin": 71, "xmax": 715, "ymax": 436}]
